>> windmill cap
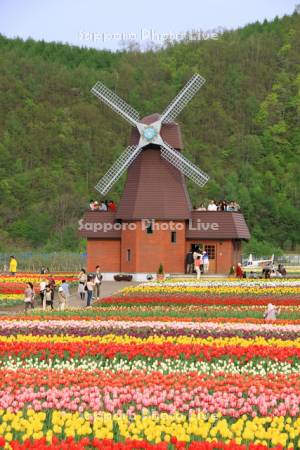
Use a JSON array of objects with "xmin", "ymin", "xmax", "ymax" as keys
[{"xmin": 129, "ymin": 113, "xmax": 183, "ymax": 150}]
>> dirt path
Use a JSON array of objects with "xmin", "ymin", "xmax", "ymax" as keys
[{"xmin": 69, "ymin": 281, "xmax": 138, "ymax": 308}]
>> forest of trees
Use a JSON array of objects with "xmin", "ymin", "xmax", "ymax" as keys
[{"xmin": 0, "ymin": 12, "xmax": 299, "ymax": 255}]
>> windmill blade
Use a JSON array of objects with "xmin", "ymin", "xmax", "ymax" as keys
[
  {"xmin": 160, "ymin": 141, "xmax": 209, "ymax": 187},
  {"xmin": 95, "ymin": 145, "xmax": 142, "ymax": 195},
  {"xmin": 91, "ymin": 81, "xmax": 140, "ymax": 127},
  {"xmin": 160, "ymin": 74, "xmax": 206, "ymax": 124}
]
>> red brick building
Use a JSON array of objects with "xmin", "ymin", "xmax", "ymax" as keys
[{"xmin": 80, "ymin": 209, "xmax": 250, "ymax": 278}]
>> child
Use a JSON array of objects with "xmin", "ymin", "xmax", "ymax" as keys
[{"xmin": 44, "ymin": 286, "xmax": 54, "ymax": 310}]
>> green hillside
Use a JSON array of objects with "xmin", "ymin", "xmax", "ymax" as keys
[{"xmin": 0, "ymin": 13, "xmax": 300, "ymax": 254}]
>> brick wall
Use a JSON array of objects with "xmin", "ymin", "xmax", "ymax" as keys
[
  {"xmin": 121, "ymin": 221, "xmax": 186, "ymax": 273},
  {"xmin": 120, "ymin": 224, "xmax": 138, "ymax": 273},
  {"xmin": 87, "ymin": 233, "xmax": 242, "ymax": 274},
  {"xmin": 87, "ymin": 239, "xmax": 121, "ymax": 273}
]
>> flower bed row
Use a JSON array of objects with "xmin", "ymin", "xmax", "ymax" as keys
[
  {"xmin": 2, "ymin": 436, "xmax": 289, "ymax": 450},
  {"xmin": 1, "ymin": 340, "xmax": 300, "ymax": 361},
  {"xmin": 3, "ymin": 304, "xmax": 300, "ymax": 321},
  {"xmin": 116, "ymin": 279, "xmax": 300, "ymax": 301},
  {"xmin": 99, "ymin": 296, "xmax": 300, "ymax": 306},
  {"xmin": 119, "ymin": 287, "xmax": 300, "ymax": 297},
  {"xmin": 0, "ymin": 273, "xmax": 77, "ymax": 283},
  {"xmin": 0, "ymin": 410, "xmax": 299, "ymax": 448},
  {"xmin": 2, "ymin": 355, "xmax": 300, "ymax": 376},
  {"xmin": 1, "ymin": 319, "xmax": 300, "ymax": 339}
]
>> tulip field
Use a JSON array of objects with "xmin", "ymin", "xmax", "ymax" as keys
[{"xmin": 0, "ymin": 277, "xmax": 300, "ymax": 449}]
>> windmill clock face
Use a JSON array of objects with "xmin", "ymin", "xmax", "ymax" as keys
[{"xmin": 143, "ymin": 126, "xmax": 157, "ymax": 141}]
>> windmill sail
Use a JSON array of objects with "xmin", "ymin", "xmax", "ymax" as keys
[
  {"xmin": 91, "ymin": 81, "xmax": 140, "ymax": 127},
  {"xmin": 160, "ymin": 74, "xmax": 205, "ymax": 124},
  {"xmin": 160, "ymin": 142, "xmax": 209, "ymax": 187},
  {"xmin": 95, "ymin": 145, "xmax": 142, "ymax": 195}
]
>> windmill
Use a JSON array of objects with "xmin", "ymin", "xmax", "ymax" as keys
[
  {"xmin": 91, "ymin": 74, "xmax": 209, "ymax": 196},
  {"xmin": 80, "ymin": 74, "xmax": 250, "ymax": 275}
]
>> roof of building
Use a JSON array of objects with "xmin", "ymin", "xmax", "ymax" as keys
[
  {"xmin": 79, "ymin": 211, "xmax": 250, "ymax": 240},
  {"xmin": 186, "ymin": 211, "xmax": 251, "ymax": 240},
  {"xmin": 78, "ymin": 211, "xmax": 120, "ymax": 238},
  {"xmin": 116, "ymin": 147, "xmax": 192, "ymax": 220},
  {"xmin": 129, "ymin": 113, "xmax": 183, "ymax": 149}
]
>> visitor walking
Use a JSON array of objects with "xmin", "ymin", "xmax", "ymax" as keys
[
  {"xmin": 47, "ymin": 276, "xmax": 56, "ymax": 302},
  {"xmin": 264, "ymin": 303, "xmax": 280, "ymax": 321},
  {"xmin": 94, "ymin": 266, "xmax": 102, "ymax": 301},
  {"xmin": 78, "ymin": 269, "xmax": 87, "ymax": 301},
  {"xmin": 194, "ymin": 256, "xmax": 201, "ymax": 280},
  {"xmin": 86, "ymin": 275, "xmax": 94, "ymax": 307},
  {"xmin": 186, "ymin": 249, "xmax": 194, "ymax": 274},
  {"xmin": 58, "ymin": 286, "xmax": 67, "ymax": 311},
  {"xmin": 39, "ymin": 279, "xmax": 47, "ymax": 306},
  {"xmin": 60, "ymin": 279, "xmax": 70, "ymax": 307},
  {"xmin": 199, "ymin": 252, "xmax": 204, "ymax": 275},
  {"xmin": 24, "ymin": 282, "xmax": 34, "ymax": 313},
  {"xmin": 44, "ymin": 285, "xmax": 54, "ymax": 310},
  {"xmin": 9, "ymin": 256, "xmax": 17, "ymax": 276},
  {"xmin": 193, "ymin": 247, "xmax": 202, "ymax": 274},
  {"xmin": 203, "ymin": 251, "xmax": 209, "ymax": 274}
]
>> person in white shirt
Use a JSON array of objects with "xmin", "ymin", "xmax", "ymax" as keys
[
  {"xmin": 264, "ymin": 303, "xmax": 280, "ymax": 320},
  {"xmin": 94, "ymin": 265, "xmax": 103, "ymax": 300},
  {"xmin": 89, "ymin": 200, "xmax": 95, "ymax": 210},
  {"xmin": 193, "ymin": 248, "xmax": 202, "ymax": 262},
  {"xmin": 234, "ymin": 201, "xmax": 240, "ymax": 211},
  {"xmin": 61, "ymin": 280, "xmax": 70, "ymax": 307},
  {"xmin": 39, "ymin": 279, "xmax": 47, "ymax": 306},
  {"xmin": 78, "ymin": 269, "xmax": 87, "ymax": 301},
  {"xmin": 99, "ymin": 202, "xmax": 108, "ymax": 211},
  {"xmin": 203, "ymin": 251, "xmax": 209, "ymax": 274},
  {"xmin": 207, "ymin": 200, "xmax": 217, "ymax": 211},
  {"xmin": 58, "ymin": 286, "xmax": 66, "ymax": 311}
]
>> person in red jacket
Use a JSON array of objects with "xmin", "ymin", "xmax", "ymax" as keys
[
  {"xmin": 236, "ymin": 263, "xmax": 244, "ymax": 278},
  {"xmin": 108, "ymin": 200, "xmax": 117, "ymax": 212}
]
